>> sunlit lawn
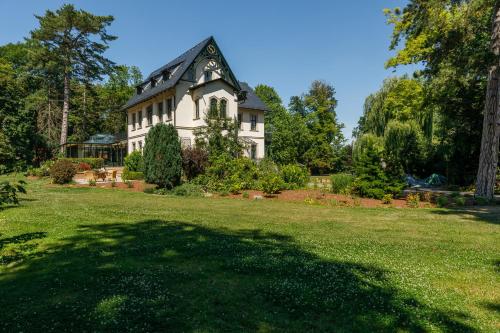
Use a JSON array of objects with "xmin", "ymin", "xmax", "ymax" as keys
[{"xmin": 0, "ymin": 176, "xmax": 499, "ymax": 332}]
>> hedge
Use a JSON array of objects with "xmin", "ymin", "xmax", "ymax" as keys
[{"xmin": 59, "ymin": 158, "xmax": 104, "ymax": 169}]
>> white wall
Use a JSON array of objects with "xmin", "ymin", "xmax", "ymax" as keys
[{"xmin": 126, "ymin": 58, "xmax": 265, "ymax": 159}]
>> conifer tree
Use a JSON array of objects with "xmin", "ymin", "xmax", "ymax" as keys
[{"xmin": 143, "ymin": 124, "xmax": 182, "ymax": 189}]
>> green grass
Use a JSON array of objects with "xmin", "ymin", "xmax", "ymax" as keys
[{"xmin": 1, "ymin": 176, "xmax": 499, "ymax": 332}]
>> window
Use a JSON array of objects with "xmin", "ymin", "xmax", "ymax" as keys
[
  {"xmin": 220, "ymin": 99, "xmax": 227, "ymax": 118},
  {"xmin": 132, "ymin": 142, "xmax": 136, "ymax": 151},
  {"xmin": 204, "ymin": 71, "xmax": 212, "ymax": 82},
  {"xmin": 237, "ymin": 113, "xmax": 242, "ymax": 129},
  {"xmin": 146, "ymin": 105, "xmax": 153, "ymax": 126},
  {"xmin": 195, "ymin": 99, "xmax": 200, "ymax": 119},
  {"xmin": 137, "ymin": 111, "xmax": 143, "ymax": 128},
  {"xmin": 250, "ymin": 114, "xmax": 257, "ymax": 131},
  {"xmin": 132, "ymin": 113, "xmax": 136, "ymax": 130},
  {"xmin": 209, "ymin": 98, "xmax": 218, "ymax": 117},
  {"xmin": 181, "ymin": 137, "xmax": 191, "ymax": 148},
  {"xmin": 158, "ymin": 102, "xmax": 163, "ymax": 121},
  {"xmin": 138, "ymin": 141, "xmax": 143, "ymax": 152},
  {"xmin": 250, "ymin": 144, "xmax": 257, "ymax": 160},
  {"xmin": 166, "ymin": 98, "xmax": 173, "ymax": 120}
]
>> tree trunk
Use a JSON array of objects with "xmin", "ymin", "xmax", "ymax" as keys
[
  {"xmin": 475, "ymin": 3, "xmax": 500, "ymax": 199},
  {"xmin": 59, "ymin": 73, "xmax": 70, "ymax": 154}
]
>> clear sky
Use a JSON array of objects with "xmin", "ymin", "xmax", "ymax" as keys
[{"xmin": 0, "ymin": 0, "xmax": 415, "ymax": 139}]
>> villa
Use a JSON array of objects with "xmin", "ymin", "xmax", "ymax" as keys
[{"xmin": 123, "ymin": 36, "xmax": 267, "ymax": 160}]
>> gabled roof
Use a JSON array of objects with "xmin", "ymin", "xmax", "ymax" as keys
[
  {"xmin": 123, "ymin": 37, "xmax": 212, "ymax": 110},
  {"xmin": 123, "ymin": 36, "xmax": 245, "ymax": 110},
  {"xmin": 238, "ymin": 82, "xmax": 268, "ymax": 111}
]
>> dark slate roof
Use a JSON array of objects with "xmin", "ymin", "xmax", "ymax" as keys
[
  {"xmin": 122, "ymin": 36, "xmax": 213, "ymax": 110},
  {"xmin": 238, "ymin": 82, "xmax": 268, "ymax": 111},
  {"xmin": 83, "ymin": 133, "xmax": 123, "ymax": 144}
]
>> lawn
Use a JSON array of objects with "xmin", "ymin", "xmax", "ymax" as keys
[{"xmin": 0, "ymin": 176, "xmax": 499, "ymax": 332}]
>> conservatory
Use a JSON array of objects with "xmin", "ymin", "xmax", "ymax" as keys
[{"xmin": 62, "ymin": 133, "xmax": 127, "ymax": 166}]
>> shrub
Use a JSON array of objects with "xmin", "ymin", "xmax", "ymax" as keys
[
  {"xmin": 124, "ymin": 151, "xmax": 144, "ymax": 172},
  {"xmin": 281, "ymin": 164, "xmax": 309, "ymax": 189},
  {"xmin": 125, "ymin": 180, "xmax": 133, "ymax": 188},
  {"xmin": 454, "ymin": 196, "xmax": 466, "ymax": 206},
  {"xmin": 382, "ymin": 194, "xmax": 393, "ymax": 204},
  {"xmin": 50, "ymin": 160, "xmax": 76, "ymax": 184},
  {"xmin": 330, "ymin": 173, "xmax": 354, "ymax": 194},
  {"xmin": 261, "ymin": 173, "xmax": 285, "ymax": 195},
  {"xmin": 122, "ymin": 169, "xmax": 144, "ymax": 181},
  {"xmin": 474, "ymin": 196, "xmax": 490, "ymax": 206},
  {"xmin": 111, "ymin": 180, "xmax": 117, "ymax": 188},
  {"xmin": 0, "ymin": 180, "xmax": 26, "ymax": 205},
  {"xmin": 88, "ymin": 179, "xmax": 96, "ymax": 186},
  {"xmin": 182, "ymin": 147, "xmax": 208, "ymax": 181},
  {"xmin": 195, "ymin": 155, "xmax": 258, "ymax": 193},
  {"xmin": 242, "ymin": 191, "xmax": 249, "ymax": 199},
  {"xmin": 436, "ymin": 196, "xmax": 448, "ymax": 207},
  {"xmin": 170, "ymin": 183, "xmax": 204, "ymax": 197},
  {"xmin": 77, "ymin": 162, "xmax": 92, "ymax": 172},
  {"xmin": 352, "ymin": 134, "xmax": 403, "ymax": 200},
  {"xmin": 59, "ymin": 158, "xmax": 104, "ymax": 169},
  {"xmin": 420, "ymin": 191, "xmax": 433, "ymax": 203},
  {"xmin": 26, "ymin": 160, "xmax": 54, "ymax": 177},
  {"xmin": 406, "ymin": 193, "xmax": 420, "ymax": 208},
  {"xmin": 143, "ymin": 124, "xmax": 182, "ymax": 189}
]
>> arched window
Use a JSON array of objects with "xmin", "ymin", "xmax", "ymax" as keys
[
  {"xmin": 209, "ymin": 97, "xmax": 218, "ymax": 118},
  {"xmin": 220, "ymin": 99, "xmax": 227, "ymax": 118}
]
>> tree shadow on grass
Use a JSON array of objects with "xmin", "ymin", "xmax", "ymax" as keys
[
  {"xmin": 431, "ymin": 206, "xmax": 500, "ymax": 225},
  {"xmin": 0, "ymin": 232, "xmax": 47, "ymax": 265},
  {"xmin": 0, "ymin": 220, "xmax": 476, "ymax": 332}
]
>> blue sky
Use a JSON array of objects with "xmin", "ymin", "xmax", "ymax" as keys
[{"xmin": 0, "ymin": 0, "xmax": 415, "ymax": 139}]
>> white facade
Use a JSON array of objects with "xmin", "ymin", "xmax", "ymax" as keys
[{"xmin": 125, "ymin": 40, "xmax": 265, "ymax": 160}]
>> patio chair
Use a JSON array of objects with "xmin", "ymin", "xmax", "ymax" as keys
[{"xmin": 108, "ymin": 170, "xmax": 117, "ymax": 181}]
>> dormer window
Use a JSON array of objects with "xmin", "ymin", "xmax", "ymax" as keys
[
  {"xmin": 162, "ymin": 70, "xmax": 170, "ymax": 81},
  {"xmin": 204, "ymin": 71, "xmax": 212, "ymax": 82},
  {"xmin": 136, "ymin": 86, "xmax": 142, "ymax": 95},
  {"xmin": 150, "ymin": 79, "xmax": 156, "ymax": 88}
]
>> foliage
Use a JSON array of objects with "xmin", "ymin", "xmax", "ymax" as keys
[
  {"xmin": 125, "ymin": 180, "xmax": 133, "ymax": 188},
  {"xmin": 59, "ymin": 158, "xmax": 104, "ymax": 169},
  {"xmin": 383, "ymin": 120, "xmax": 425, "ymax": 175},
  {"xmin": 182, "ymin": 147, "xmax": 208, "ymax": 181},
  {"xmin": 280, "ymin": 164, "xmax": 309, "ymax": 189},
  {"xmin": 294, "ymin": 81, "xmax": 345, "ymax": 174},
  {"xmin": 121, "ymin": 169, "xmax": 144, "ymax": 181},
  {"xmin": 454, "ymin": 196, "xmax": 466, "ymax": 207},
  {"xmin": 260, "ymin": 173, "xmax": 285, "ymax": 195},
  {"xmin": 382, "ymin": 194, "xmax": 393, "ymax": 205},
  {"xmin": 124, "ymin": 151, "xmax": 144, "ymax": 172},
  {"xmin": 195, "ymin": 155, "xmax": 258, "ymax": 193},
  {"xmin": 194, "ymin": 105, "xmax": 243, "ymax": 159},
  {"xmin": 352, "ymin": 134, "xmax": 403, "ymax": 199},
  {"xmin": 49, "ymin": 159, "xmax": 76, "ymax": 184},
  {"xmin": 30, "ymin": 4, "xmax": 117, "ymax": 148},
  {"xmin": 0, "ymin": 180, "xmax": 26, "ymax": 205},
  {"xmin": 76, "ymin": 162, "xmax": 91, "ymax": 172},
  {"xmin": 436, "ymin": 196, "xmax": 448, "ymax": 208},
  {"xmin": 406, "ymin": 193, "xmax": 420, "ymax": 208},
  {"xmin": 474, "ymin": 196, "xmax": 490, "ymax": 206},
  {"xmin": 143, "ymin": 123, "xmax": 182, "ymax": 189},
  {"xmin": 384, "ymin": 0, "xmax": 496, "ymax": 184},
  {"xmin": 255, "ymin": 84, "xmax": 311, "ymax": 165},
  {"xmin": 170, "ymin": 183, "xmax": 204, "ymax": 197},
  {"xmin": 88, "ymin": 179, "xmax": 96, "ymax": 186},
  {"xmin": 330, "ymin": 173, "xmax": 354, "ymax": 195},
  {"xmin": 26, "ymin": 159, "xmax": 54, "ymax": 177}
]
